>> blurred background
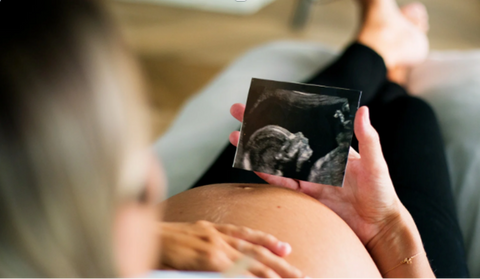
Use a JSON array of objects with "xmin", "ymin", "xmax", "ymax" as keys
[{"xmin": 106, "ymin": 0, "xmax": 480, "ymax": 138}]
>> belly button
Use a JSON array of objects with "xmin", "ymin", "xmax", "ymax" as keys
[{"xmin": 240, "ymin": 185, "xmax": 253, "ymax": 190}]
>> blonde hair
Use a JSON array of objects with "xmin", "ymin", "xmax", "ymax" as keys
[{"xmin": 0, "ymin": 0, "xmax": 150, "ymax": 277}]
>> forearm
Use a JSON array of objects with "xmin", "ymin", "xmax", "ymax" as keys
[{"xmin": 367, "ymin": 206, "xmax": 435, "ymax": 278}]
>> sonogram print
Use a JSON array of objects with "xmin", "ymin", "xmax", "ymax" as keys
[{"xmin": 233, "ymin": 78, "xmax": 361, "ymax": 187}]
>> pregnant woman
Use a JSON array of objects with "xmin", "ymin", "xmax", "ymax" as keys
[
  {"xmin": 0, "ymin": 0, "xmax": 468, "ymax": 277},
  {"xmin": 166, "ymin": 0, "xmax": 469, "ymax": 277}
]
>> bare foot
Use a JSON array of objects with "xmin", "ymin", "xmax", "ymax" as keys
[
  {"xmin": 387, "ymin": 2, "xmax": 430, "ymax": 84},
  {"xmin": 401, "ymin": 2, "xmax": 429, "ymax": 33},
  {"xmin": 357, "ymin": 0, "xmax": 429, "ymax": 70}
]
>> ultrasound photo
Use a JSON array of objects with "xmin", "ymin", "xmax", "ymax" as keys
[{"xmin": 233, "ymin": 78, "xmax": 362, "ymax": 187}]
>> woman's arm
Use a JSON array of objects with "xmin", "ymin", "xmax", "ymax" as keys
[{"xmin": 367, "ymin": 207, "xmax": 435, "ymax": 278}]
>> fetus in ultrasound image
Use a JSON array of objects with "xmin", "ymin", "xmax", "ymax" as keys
[{"xmin": 233, "ymin": 78, "xmax": 361, "ymax": 187}]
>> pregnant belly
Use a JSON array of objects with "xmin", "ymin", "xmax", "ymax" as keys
[{"xmin": 162, "ymin": 184, "xmax": 381, "ymax": 277}]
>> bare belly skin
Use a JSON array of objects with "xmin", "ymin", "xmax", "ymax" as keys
[{"xmin": 162, "ymin": 184, "xmax": 381, "ymax": 277}]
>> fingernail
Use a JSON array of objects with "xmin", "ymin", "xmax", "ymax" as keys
[
  {"xmin": 278, "ymin": 242, "xmax": 292, "ymax": 255},
  {"xmin": 363, "ymin": 107, "xmax": 371, "ymax": 126}
]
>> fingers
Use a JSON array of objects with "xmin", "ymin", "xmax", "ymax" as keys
[
  {"xmin": 162, "ymin": 221, "xmax": 303, "ymax": 277},
  {"xmin": 229, "ymin": 103, "xmax": 245, "ymax": 146},
  {"xmin": 246, "ymin": 259, "xmax": 284, "ymax": 278},
  {"xmin": 354, "ymin": 106, "xmax": 387, "ymax": 170},
  {"xmin": 214, "ymin": 224, "xmax": 291, "ymax": 257},
  {"xmin": 214, "ymin": 224, "xmax": 303, "ymax": 277},
  {"xmin": 227, "ymin": 238, "xmax": 303, "ymax": 278},
  {"xmin": 255, "ymin": 172, "xmax": 300, "ymax": 191},
  {"xmin": 230, "ymin": 103, "xmax": 246, "ymax": 122},
  {"xmin": 229, "ymin": 131, "xmax": 240, "ymax": 146}
]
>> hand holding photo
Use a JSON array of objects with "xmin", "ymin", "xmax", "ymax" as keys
[{"xmin": 233, "ymin": 78, "xmax": 361, "ymax": 187}]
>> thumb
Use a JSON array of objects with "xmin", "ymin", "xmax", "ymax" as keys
[{"xmin": 354, "ymin": 106, "xmax": 386, "ymax": 169}]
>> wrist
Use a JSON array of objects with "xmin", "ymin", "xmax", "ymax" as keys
[
  {"xmin": 366, "ymin": 205, "xmax": 433, "ymax": 277},
  {"xmin": 367, "ymin": 205, "xmax": 419, "ymax": 251}
]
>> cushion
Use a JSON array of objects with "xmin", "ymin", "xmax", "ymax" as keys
[{"xmin": 154, "ymin": 41, "xmax": 480, "ymax": 276}]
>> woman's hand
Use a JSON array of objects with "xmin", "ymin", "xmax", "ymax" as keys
[
  {"xmin": 159, "ymin": 221, "xmax": 304, "ymax": 278},
  {"xmin": 229, "ymin": 104, "xmax": 402, "ymax": 246}
]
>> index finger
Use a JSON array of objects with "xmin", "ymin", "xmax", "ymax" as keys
[
  {"xmin": 214, "ymin": 224, "xmax": 292, "ymax": 257},
  {"xmin": 230, "ymin": 103, "xmax": 246, "ymax": 122}
]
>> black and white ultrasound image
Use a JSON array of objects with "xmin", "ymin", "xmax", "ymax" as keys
[{"xmin": 233, "ymin": 78, "xmax": 361, "ymax": 187}]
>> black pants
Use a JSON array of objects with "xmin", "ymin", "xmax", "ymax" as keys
[{"xmin": 193, "ymin": 43, "xmax": 469, "ymax": 277}]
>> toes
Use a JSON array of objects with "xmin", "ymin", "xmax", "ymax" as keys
[
  {"xmin": 401, "ymin": 2, "xmax": 427, "ymax": 19},
  {"xmin": 400, "ymin": 2, "xmax": 429, "ymax": 32}
]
